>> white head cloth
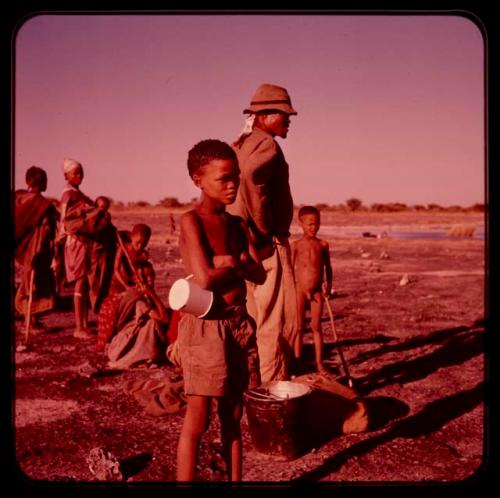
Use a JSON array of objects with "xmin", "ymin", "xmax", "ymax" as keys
[
  {"xmin": 233, "ymin": 114, "xmax": 256, "ymax": 146},
  {"xmin": 63, "ymin": 158, "xmax": 81, "ymax": 173}
]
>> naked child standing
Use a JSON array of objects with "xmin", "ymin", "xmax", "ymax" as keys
[{"xmin": 291, "ymin": 205, "xmax": 333, "ymax": 375}]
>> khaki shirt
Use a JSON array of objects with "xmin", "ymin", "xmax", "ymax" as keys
[{"xmin": 228, "ymin": 127, "xmax": 294, "ymax": 252}]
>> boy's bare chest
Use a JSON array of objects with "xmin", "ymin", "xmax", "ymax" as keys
[
  {"xmin": 199, "ymin": 214, "xmax": 243, "ymax": 255},
  {"xmin": 296, "ymin": 239, "xmax": 323, "ymax": 266}
]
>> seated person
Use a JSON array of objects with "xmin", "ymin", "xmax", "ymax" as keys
[
  {"xmin": 96, "ymin": 224, "xmax": 151, "ymax": 352},
  {"xmin": 111, "ymin": 223, "xmax": 151, "ymax": 293},
  {"xmin": 106, "ymin": 260, "xmax": 170, "ymax": 369}
]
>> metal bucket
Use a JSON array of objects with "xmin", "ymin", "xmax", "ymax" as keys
[{"xmin": 244, "ymin": 381, "xmax": 312, "ymax": 460}]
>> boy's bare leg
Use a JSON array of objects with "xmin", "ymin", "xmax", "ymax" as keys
[
  {"xmin": 82, "ymin": 285, "xmax": 89, "ymax": 330},
  {"xmin": 177, "ymin": 395, "xmax": 210, "ymax": 481},
  {"xmin": 74, "ymin": 278, "xmax": 91, "ymax": 338},
  {"xmin": 74, "ymin": 277, "xmax": 85, "ymax": 331},
  {"xmin": 217, "ymin": 396, "xmax": 243, "ymax": 482},
  {"xmin": 310, "ymin": 294, "xmax": 327, "ymax": 375}
]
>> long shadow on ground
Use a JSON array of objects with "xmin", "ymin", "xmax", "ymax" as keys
[
  {"xmin": 293, "ymin": 381, "xmax": 484, "ymax": 481},
  {"xmin": 356, "ymin": 328, "xmax": 483, "ymax": 396},
  {"xmin": 292, "ymin": 321, "xmax": 483, "ymax": 460},
  {"xmin": 349, "ymin": 319, "xmax": 485, "ymax": 367},
  {"xmin": 120, "ymin": 452, "xmax": 153, "ymax": 480}
]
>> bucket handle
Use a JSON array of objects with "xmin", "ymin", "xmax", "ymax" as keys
[{"xmin": 185, "ymin": 274, "xmax": 194, "ymax": 281}]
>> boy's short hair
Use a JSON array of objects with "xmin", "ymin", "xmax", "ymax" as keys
[
  {"xmin": 187, "ymin": 139, "xmax": 237, "ymax": 178},
  {"xmin": 298, "ymin": 205, "xmax": 320, "ymax": 219},
  {"xmin": 25, "ymin": 166, "xmax": 47, "ymax": 189},
  {"xmin": 131, "ymin": 223, "xmax": 152, "ymax": 241}
]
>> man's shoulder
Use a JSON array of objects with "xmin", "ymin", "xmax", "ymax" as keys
[{"xmin": 241, "ymin": 128, "xmax": 277, "ymax": 153}]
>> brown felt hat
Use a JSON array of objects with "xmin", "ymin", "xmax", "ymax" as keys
[{"xmin": 243, "ymin": 83, "xmax": 297, "ymax": 115}]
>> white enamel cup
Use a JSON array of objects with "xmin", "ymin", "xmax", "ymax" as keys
[{"xmin": 168, "ymin": 275, "xmax": 214, "ymax": 318}]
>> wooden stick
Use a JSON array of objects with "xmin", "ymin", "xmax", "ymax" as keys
[
  {"xmin": 115, "ymin": 229, "xmax": 144, "ymax": 287},
  {"xmin": 24, "ymin": 269, "xmax": 35, "ymax": 346},
  {"xmin": 324, "ymin": 295, "xmax": 354, "ymax": 388}
]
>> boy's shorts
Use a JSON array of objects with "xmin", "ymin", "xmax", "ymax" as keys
[{"xmin": 177, "ymin": 305, "xmax": 259, "ymax": 397}]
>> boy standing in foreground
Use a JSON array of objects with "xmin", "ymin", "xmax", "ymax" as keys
[
  {"xmin": 291, "ymin": 205, "xmax": 333, "ymax": 376},
  {"xmin": 176, "ymin": 139, "xmax": 265, "ymax": 481}
]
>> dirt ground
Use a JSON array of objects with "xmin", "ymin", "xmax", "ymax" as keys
[{"xmin": 11, "ymin": 210, "xmax": 486, "ymax": 486}]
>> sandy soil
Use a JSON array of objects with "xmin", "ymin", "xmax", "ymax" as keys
[{"xmin": 12, "ymin": 211, "xmax": 486, "ymax": 485}]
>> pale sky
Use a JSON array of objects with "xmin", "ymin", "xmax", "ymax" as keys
[{"xmin": 14, "ymin": 14, "xmax": 485, "ymax": 207}]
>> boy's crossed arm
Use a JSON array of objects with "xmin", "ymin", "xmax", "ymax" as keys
[{"xmin": 181, "ymin": 213, "xmax": 265, "ymax": 291}]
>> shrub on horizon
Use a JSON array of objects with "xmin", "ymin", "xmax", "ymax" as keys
[
  {"xmin": 427, "ymin": 203, "xmax": 444, "ymax": 211},
  {"xmin": 467, "ymin": 203, "xmax": 485, "ymax": 212},
  {"xmin": 446, "ymin": 205, "xmax": 465, "ymax": 212},
  {"xmin": 346, "ymin": 197, "xmax": 363, "ymax": 211},
  {"xmin": 158, "ymin": 197, "xmax": 183, "ymax": 208},
  {"xmin": 127, "ymin": 200, "xmax": 150, "ymax": 208},
  {"xmin": 370, "ymin": 203, "xmax": 400, "ymax": 212},
  {"xmin": 315, "ymin": 203, "xmax": 331, "ymax": 211}
]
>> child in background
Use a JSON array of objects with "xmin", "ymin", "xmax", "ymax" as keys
[
  {"xmin": 96, "ymin": 224, "xmax": 151, "ymax": 352},
  {"xmin": 112, "ymin": 223, "xmax": 151, "ymax": 293},
  {"xmin": 60, "ymin": 158, "xmax": 95, "ymax": 339},
  {"xmin": 176, "ymin": 139, "xmax": 265, "ymax": 481},
  {"xmin": 15, "ymin": 166, "xmax": 60, "ymax": 330},
  {"xmin": 291, "ymin": 205, "xmax": 333, "ymax": 376},
  {"xmin": 106, "ymin": 260, "xmax": 170, "ymax": 370},
  {"xmin": 86, "ymin": 195, "xmax": 117, "ymax": 314},
  {"xmin": 96, "ymin": 195, "xmax": 111, "ymax": 212}
]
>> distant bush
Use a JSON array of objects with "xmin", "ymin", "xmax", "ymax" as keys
[
  {"xmin": 467, "ymin": 203, "xmax": 485, "ymax": 212},
  {"xmin": 445, "ymin": 205, "xmax": 466, "ymax": 212},
  {"xmin": 127, "ymin": 200, "xmax": 150, "ymax": 208},
  {"xmin": 371, "ymin": 203, "xmax": 386, "ymax": 212},
  {"xmin": 334, "ymin": 203, "xmax": 348, "ymax": 212},
  {"xmin": 370, "ymin": 202, "xmax": 406, "ymax": 212},
  {"xmin": 427, "ymin": 203, "xmax": 444, "ymax": 211},
  {"xmin": 158, "ymin": 197, "xmax": 183, "ymax": 208},
  {"xmin": 315, "ymin": 203, "xmax": 330, "ymax": 211},
  {"xmin": 346, "ymin": 198, "xmax": 363, "ymax": 211},
  {"xmin": 291, "ymin": 200, "xmax": 479, "ymax": 213}
]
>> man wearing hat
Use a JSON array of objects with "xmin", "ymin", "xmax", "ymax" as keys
[{"xmin": 228, "ymin": 83, "xmax": 299, "ymax": 382}]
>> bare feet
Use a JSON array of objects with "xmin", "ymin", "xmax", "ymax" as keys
[{"xmin": 73, "ymin": 328, "xmax": 95, "ymax": 340}]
